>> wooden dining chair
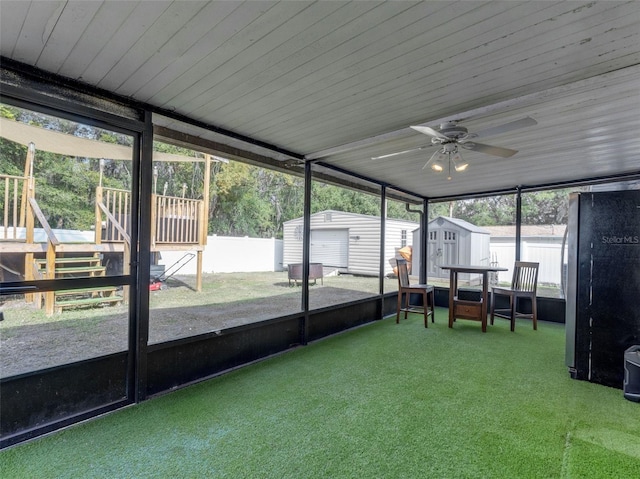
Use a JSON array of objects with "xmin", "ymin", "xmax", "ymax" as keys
[
  {"xmin": 490, "ymin": 261, "xmax": 539, "ymax": 331},
  {"xmin": 396, "ymin": 259, "xmax": 435, "ymax": 327}
]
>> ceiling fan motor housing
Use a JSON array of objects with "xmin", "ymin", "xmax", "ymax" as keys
[{"xmin": 438, "ymin": 122, "xmax": 469, "ymax": 139}]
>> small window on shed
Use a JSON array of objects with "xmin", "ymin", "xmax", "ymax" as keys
[
  {"xmin": 324, "ymin": 212, "xmax": 332, "ymax": 222},
  {"xmin": 401, "ymin": 230, "xmax": 407, "ymax": 247},
  {"xmin": 294, "ymin": 225, "xmax": 303, "ymax": 241},
  {"xmin": 429, "ymin": 231, "xmax": 437, "ymax": 241}
]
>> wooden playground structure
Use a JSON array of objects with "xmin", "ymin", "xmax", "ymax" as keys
[{"xmin": 1, "ymin": 118, "xmax": 212, "ymax": 315}]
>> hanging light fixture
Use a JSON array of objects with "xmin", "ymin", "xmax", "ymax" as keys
[
  {"xmin": 423, "ymin": 143, "xmax": 469, "ymax": 180},
  {"xmin": 450, "ymin": 151, "xmax": 469, "ymax": 175}
]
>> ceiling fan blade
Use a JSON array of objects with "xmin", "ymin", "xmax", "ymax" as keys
[
  {"xmin": 472, "ymin": 117, "xmax": 537, "ymax": 139},
  {"xmin": 460, "ymin": 141, "xmax": 517, "ymax": 158},
  {"xmin": 410, "ymin": 125, "xmax": 448, "ymax": 140},
  {"xmin": 371, "ymin": 146, "xmax": 427, "ymax": 160}
]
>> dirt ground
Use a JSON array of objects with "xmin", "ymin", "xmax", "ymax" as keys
[{"xmin": 0, "ymin": 286, "xmax": 375, "ymax": 378}]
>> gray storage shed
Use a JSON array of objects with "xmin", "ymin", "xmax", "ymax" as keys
[
  {"xmin": 283, "ymin": 210, "xmax": 419, "ymax": 276},
  {"xmin": 412, "ymin": 216, "xmax": 491, "ymax": 280}
]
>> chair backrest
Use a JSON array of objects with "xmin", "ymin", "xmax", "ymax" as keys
[
  {"xmin": 511, "ymin": 261, "xmax": 539, "ymax": 292},
  {"xmin": 396, "ymin": 259, "xmax": 411, "ymax": 288}
]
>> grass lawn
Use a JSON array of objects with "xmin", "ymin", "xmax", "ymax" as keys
[
  {"xmin": 1, "ymin": 313, "xmax": 638, "ymax": 478},
  {"xmin": 0, "ymin": 271, "xmax": 384, "ymax": 328},
  {"xmin": 0, "ymin": 272, "xmax": 385, "ymax": 376}
]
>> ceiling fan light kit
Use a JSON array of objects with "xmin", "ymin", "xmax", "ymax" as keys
[
  {"xmin": 452, "ymin": 152, "xmax": 468, "ymax": 171},
  {"xmin": 373, "ymin": 117, "xmax": 537, "ymax": 179},
  {"xmin": 424, "ymin": 145, "xmax": 468, "ymax": 180}
]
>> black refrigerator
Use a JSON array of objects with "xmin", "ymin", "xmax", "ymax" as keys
[{"xmin": 565, "ymin": 189, "xmax": 640, "ymax": 388}]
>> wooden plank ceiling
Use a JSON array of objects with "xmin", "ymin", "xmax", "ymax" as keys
[{"xmin": 1, "ymin": 1, "xmax": 639, "ymax": 198}]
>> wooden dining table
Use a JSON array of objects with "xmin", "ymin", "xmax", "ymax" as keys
[{"xmin": 439, "ymin": 265, "xmax": 508, "ymax": 332}]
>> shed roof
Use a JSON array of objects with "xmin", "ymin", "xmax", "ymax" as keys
[
  {"xmin": 284, "ymin": 209, "xmax": 419, "ymax": 226},
  {"xmin": 428, "ymin": 216, "xmax": 490, "ymax": 235}
]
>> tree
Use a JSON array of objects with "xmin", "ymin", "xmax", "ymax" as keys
[
  {"xmin": 208, "ymin": 162, "xmax": 304, "ymax": 238},
  {"xmin": 453, "ymin": 196, "xmax": 517, "ymax": 225},
  {"xmin": 521, "ymin": 190, "xmax": 571, "ymax": 225},
  {"xmin": 428, "ymin": 190, "xmax": 574, "ymax": 227}
]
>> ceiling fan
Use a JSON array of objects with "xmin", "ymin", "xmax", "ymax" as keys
[{"xmin": 372, "ymin": 117, "xmax": 537, "ymax": 179}]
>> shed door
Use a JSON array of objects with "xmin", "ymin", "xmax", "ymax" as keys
[
  {"xmin": 311, "ymin": 229, "xmax": 348, "ymax": 267},
  {"xmin": 442, "ymin": 229, "xmax": 458, "ymax": 265},
  {"xmin": 428, "ymin": 229, "xmax": 458, "ymax": 277}
]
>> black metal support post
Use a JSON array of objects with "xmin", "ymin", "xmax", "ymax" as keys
[
  {"xmin": 379, "ymin": 185, "xmax": 387, "ymax": 310},
  {"xmin": 133, "ymin": 110, "xmax": 153, "ymax": 402},
  {"xmin": 420, "ymin": 198, "xmax": 428, "ymax": 284},
  {"xmin": 515, "ymin": 187, "xmax": 522, "ymax": 261},
  {"xmin": 301, "ymin": 162, "xmax": 312, "ymax": 344}
]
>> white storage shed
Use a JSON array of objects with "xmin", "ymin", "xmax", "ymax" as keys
[
  {"xmin": 283, "ymin": 210, "xmax": 419, "ymax": 276},
  {"xmin": 412, "ymin": 216, "xmax": 491, "ymax": 280}
]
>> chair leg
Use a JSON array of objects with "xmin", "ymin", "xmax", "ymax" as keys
[
  {"xmin": 404, "ymin": 293, "xmax": 409, "ymax": 320},
  {"xmin": 396, "ymin": 291, "xmax": 402, "ymax": 323},
  {"xmin": 422, "ymin": 291, "xmax": 428, "ymax": 328},
  {"xmin": 532, "ymin": 295, "xmax": 538, "ymax": 330},
  {"xmin": 509, "ymin": 295, "xmax": 516, "ymax": 332},
  {"xmin": 490, "ymin": 292, "xmax": 496, "ymax": 325},
  {"xmin": 429, "ymin": 290, "xmax": 435, "ymax": 323}
]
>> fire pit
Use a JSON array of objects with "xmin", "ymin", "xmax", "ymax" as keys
[{"xmin": 288, "ymin": 263, "xmax": 323, "ymax": 286}]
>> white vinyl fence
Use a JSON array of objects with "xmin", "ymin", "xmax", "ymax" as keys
[
  {"xmin": 490, "ymin": 237, "xmax": 564, "ymax": 286},
  {"xmin": 159, "ymin": 235, "xmax": 563, "ymax": 282},
  {"xmin": 10, "ymin": 228, "xmax": 562, "ymax": 284},
  {"xmin": 158, "ymin": 235, "xmax": 284, "ymax": 275}
]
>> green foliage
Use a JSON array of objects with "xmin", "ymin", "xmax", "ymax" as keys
[
  {"xmin": 32, "ymin": 151, "xmax": 98, "ymax": 229},
  {"xmin": 522, "ymin": 189, "xmax": 571, "ymax": 224},
  {"xmin": 455, "ymin": 195, "xmax": 517, "ymax": 225},
  {"xmin": 152, "ymin": 141, "xmax": 204, "ymax": 198},
  {"xmin": 209, "ymin": 162, "xmax": 304, "ymax": 238},
  {"xmin": 387, "ymin": 199, "xmax": 422, "ymax": 222},
  {"xmin": 311, "ymin": 182, "xmax": 379, "ymax": 216},
  {"xmin": 0, "ymin": 104, "xmax": 18, "ymax": 120},
  {"xmin": 0, "ymin": 138, "xmax": 25, "ymax": 176},
  {"xmin": 429, "ymin": 190, "xmax": 573, "ymax": 226},
  {"xmin": 0, "ymin": 106, "xmax": 25, "ymax": 175}
]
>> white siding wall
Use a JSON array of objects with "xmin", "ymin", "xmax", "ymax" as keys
[
  {"xmin": 411, "ymin": 228, "xmax": 421, "ymax": 277},
  {"xmin": 308, "ymin": 211, "xmax": 379, "ymax": 276},
  {"xmin": 384, "ymin": 219, "xmax": 419, "ymax": 275},
  {"xmin": 347, "ymin": 214, "xmax": 380, "ymax": 276},
  {"xmin": 283, "ymin": 217, "xmax": 304, "ymax": 267},
  {"xmin": 283, "ymin": 211, "xmax": 418, "ymax": 276}
]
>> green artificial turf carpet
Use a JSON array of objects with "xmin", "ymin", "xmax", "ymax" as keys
[{"xmin": 2, "ymin": 309, "xmax": 639, "ymax": 478}]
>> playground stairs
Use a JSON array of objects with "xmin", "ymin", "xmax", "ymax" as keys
[{"xmin": 33, "ymin": 253, "xmax": 123, "ymax": 313}]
